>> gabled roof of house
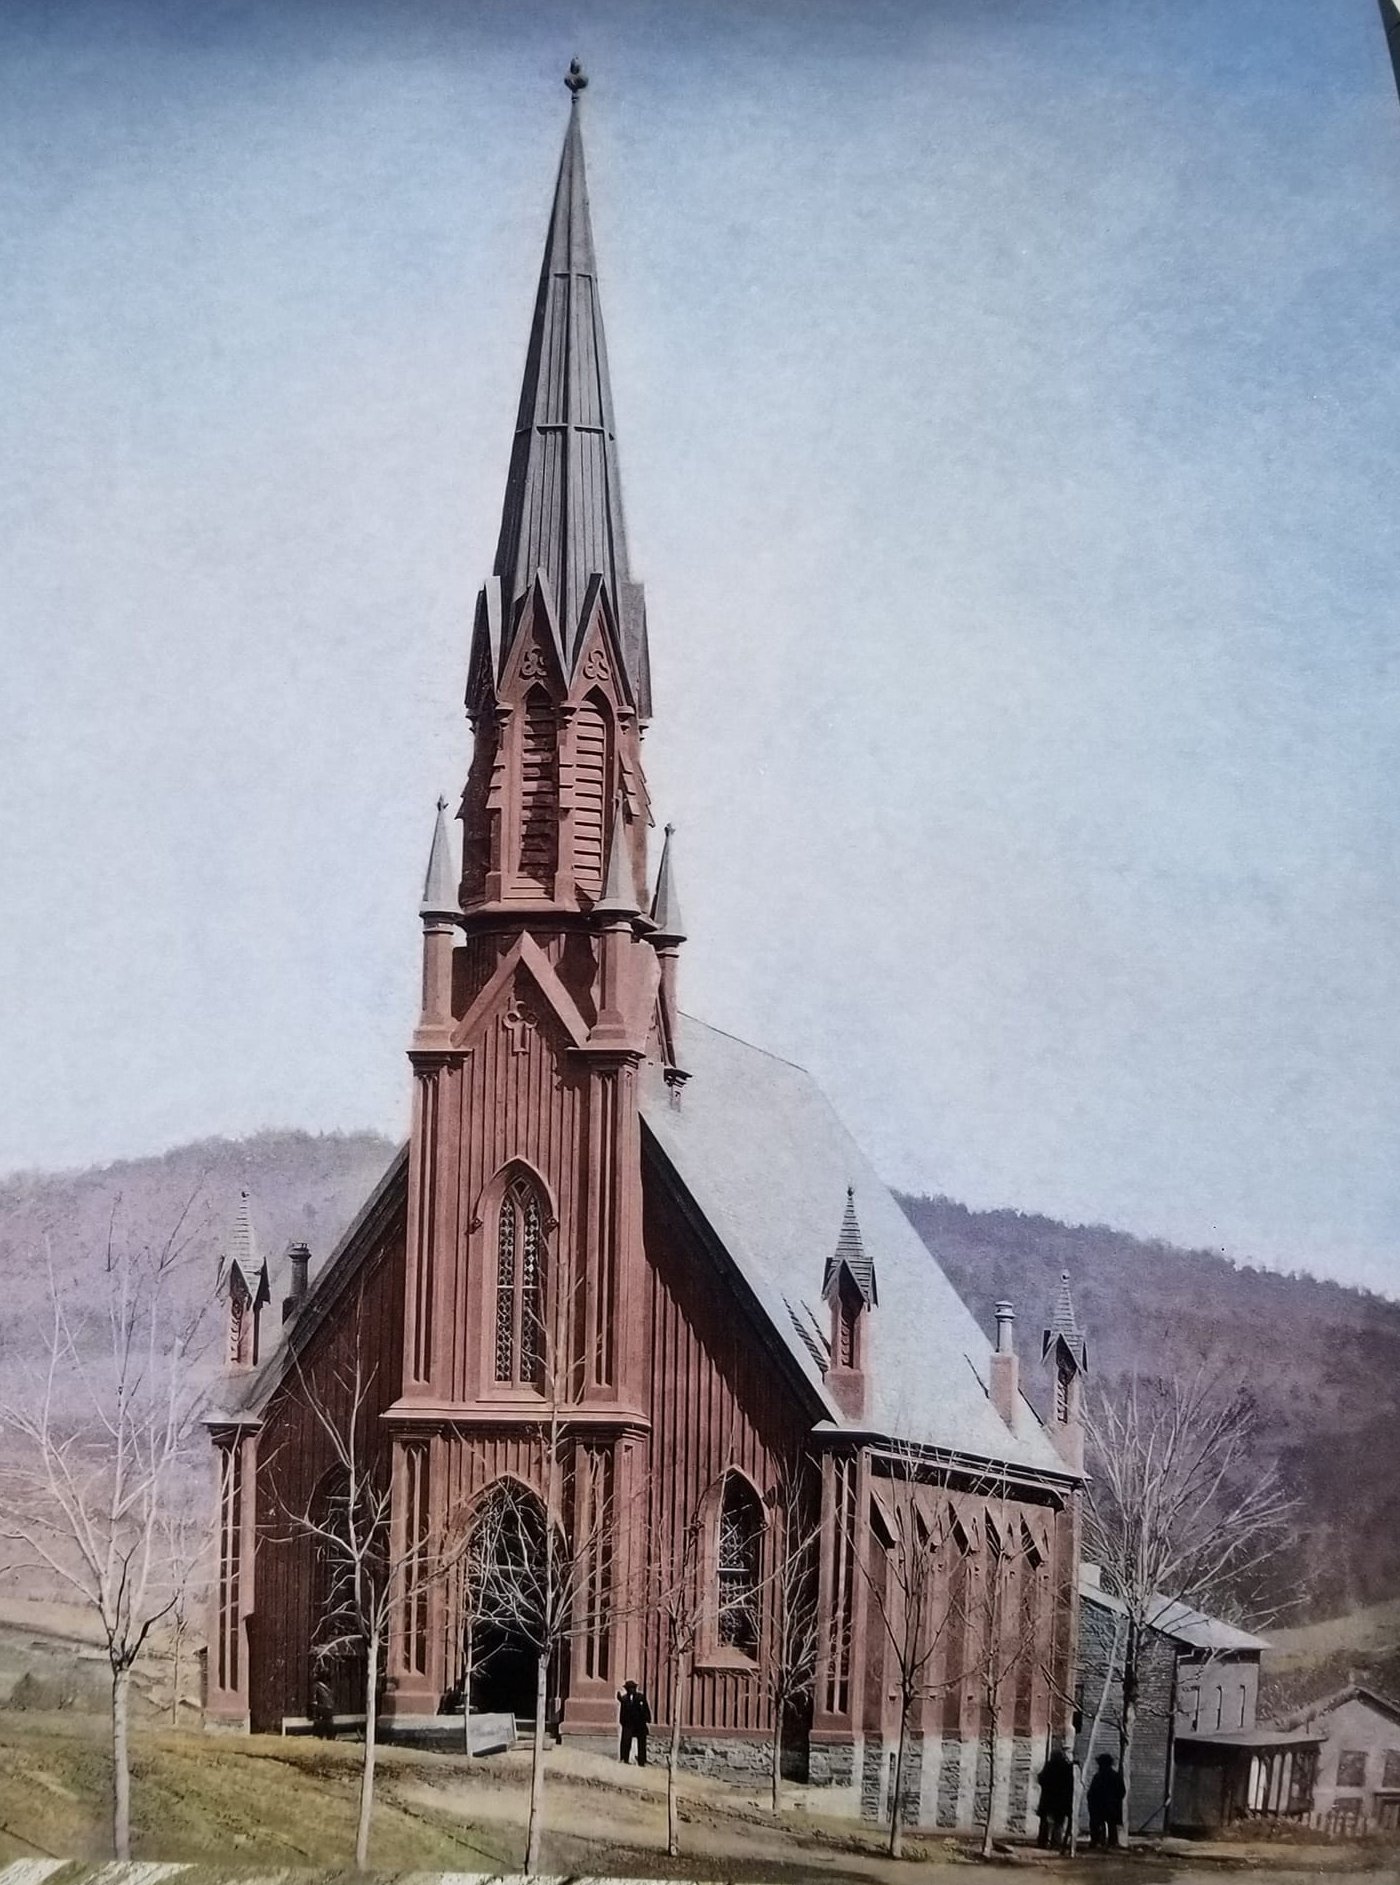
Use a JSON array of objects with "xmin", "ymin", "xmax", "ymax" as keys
[
  {"xmin": 641, "ymin": 1016, "xmax": 1073, "ymax": 1480},
  {"xmin": 1277, "ymin": 1683, "xmax": 1400, "ymax": 1732},
  {"xmin": 1079, "ymin": 1564, "xmax": 1270, "ymax": 1652}
]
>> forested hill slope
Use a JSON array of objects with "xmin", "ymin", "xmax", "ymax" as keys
[
  {"xmin": 899, "ymin": 1193, "xmax": 1400, "ymax": 1618},
  {"xmin": 0, "ymin": 1132, "xmax": 1392, "ymax": 1619},
  {"xmin": 0, "ymin": 1129, "xmax": 398, "ymax": 1354}
]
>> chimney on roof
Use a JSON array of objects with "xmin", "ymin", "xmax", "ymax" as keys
[
  {"xmin": 283, "ymin": 1242, "xmax": 311, "ymax": 1323},
  {"xmin": 990, "ymin": 1299, "xmax": 1019, "ymax": 1432}
]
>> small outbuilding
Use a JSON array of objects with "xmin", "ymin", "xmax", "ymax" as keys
[{"xmin": 1276, "ymin": 1683, "xmax": 1400, "ymax": 1834}]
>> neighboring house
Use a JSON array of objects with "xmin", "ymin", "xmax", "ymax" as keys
[
  {"xmin": 1077, "ymin": 1567, "xmax": 1317, "ymax": 1832},
  {"xmin": 1277, "ymin": 1684, "xmax": 1400, "ymax": 1833},
  {"xmin": 202, "ymin": 81, "xmax": 1088, "ymax": 1836}
]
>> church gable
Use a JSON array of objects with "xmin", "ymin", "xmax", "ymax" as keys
[{"xmin": 448, "ymin": 933, "xmax": 592, "ymax": 1056}]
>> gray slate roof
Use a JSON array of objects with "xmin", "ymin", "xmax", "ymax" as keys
[
  {"xmin": 1079, "ymin": 1566, "xmax": 1269, "ymax": 1652},
  {"xmin": 641, "ymin": 1016, "xmax": 1072, "ymax": 1478}
]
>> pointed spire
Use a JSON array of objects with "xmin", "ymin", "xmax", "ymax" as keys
[
  {"xmin": 593, "ymin": 798, "xmax": 640, "ymax": 917},
  {"xmin": 231, "ymin": 1188, "xmax": 257, "ymax": 1276},
  {"xmin": 491, "ymin": 76, "xmax": 650, "ymax": 710},
  {"xmin": 649, "ymin": 824, "xmax": 686, "ymax": 943},
  {"xmin": 420, "ymin": 795, "xmax": 458, "ymax": 921},
  {"xmin": 823, "ymin": 1185, "xmax": 877, "ymax": 1307},
  {"xmin": 1042, "ymin": 1270, "xmax": 1088, "ymax": 1370}
]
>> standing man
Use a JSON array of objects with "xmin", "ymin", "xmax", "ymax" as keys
[
  {"xmin": 1087, "ymin": 1752, "xmax": 1126, "ymax": 1848},
  {"xmin": 1036, "ymin": 1745, "xmax": 1075, "ymax": 1849},
  {"xmin": 617, "ymin": 1679, "xmax": 651, "ymax": 1767}
]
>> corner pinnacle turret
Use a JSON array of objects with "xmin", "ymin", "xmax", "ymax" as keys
[{"xmin": 489, "ymin": 69, "xmax": 651, "ymax": 713}]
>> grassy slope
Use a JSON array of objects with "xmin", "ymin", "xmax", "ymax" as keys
[{"xmin": 0, "ymin": 1717, "xmax": 514, "ymax": 1871}]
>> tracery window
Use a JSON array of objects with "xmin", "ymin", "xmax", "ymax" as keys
[
  {"xmin": 494, "ymin": 1176, "xmax": 546, "ymax": 1387},
  {"xmin": 716, "ymin": 1474, "xmax": 763, "ymax": 1657}
]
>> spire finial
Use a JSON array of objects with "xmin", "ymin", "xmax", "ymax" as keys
[
  {"xmin": 565, "ymin": 58, "xmax": 588, "ymax": 99},
  {"xmin": 436, "ymin": 793, "xmax": 447, "ymax": 813}
]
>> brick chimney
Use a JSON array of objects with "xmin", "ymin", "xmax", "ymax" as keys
[
  {"xmin": 282, "ymin": 1242, "xmax": 311, "ymax": 1323},
  {"xmin": 990, "ymin": 1300, "xmax": 1019, "ymax": 1431}
]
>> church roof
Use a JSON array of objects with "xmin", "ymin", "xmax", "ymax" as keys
[
  {"xmin": 213, "ymin": 1030, "xmax": 1072, "ymax": 1485},
  {"xmin": 641, "ymin": 1017, "xmax": 1073, "ymax": 1479},
  {"xmin": 491, "ymin": 88, "xmax": 650, "ymax": 711}
]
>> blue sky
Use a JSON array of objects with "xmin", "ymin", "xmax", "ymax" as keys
[{"xmin": 2, "ymin": 0, "xmax": 1398, "ymax": 1295}]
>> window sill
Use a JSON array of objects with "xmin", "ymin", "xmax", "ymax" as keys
[{"xmin": 694, "ymin": 1648, "xmax": 760, "ymax": 1674}]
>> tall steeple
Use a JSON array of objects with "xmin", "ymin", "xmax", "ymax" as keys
[
  {"xmin": 459, "ymin": 69, "xmax": 655, "ymax": 917},
  {"xmin": 489, "ymin": 64, "xmax": 650, "ymax": 713}
]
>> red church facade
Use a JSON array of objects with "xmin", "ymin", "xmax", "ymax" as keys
[{"xmin": 207, "ymin": 83, "xmax": 1086, "ymax": 1833}]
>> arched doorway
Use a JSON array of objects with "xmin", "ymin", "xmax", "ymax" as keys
[{"xmin": 460, "ymin": 1481, "xmax": 567, "ymax": 1727}]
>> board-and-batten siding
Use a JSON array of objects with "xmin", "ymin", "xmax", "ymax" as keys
[
  {"xmin": 638, "ymin": 1180, "xmax": 816, "ymax": 1735},
  {"xmin": 246, "ymin": 1191, "xmax": 408, "ymax": 1733},
  {"xmin": 419, "ymin": 1000, "xmax": 589, "ymax": 1407}
]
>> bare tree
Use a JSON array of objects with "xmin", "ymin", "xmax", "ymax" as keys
[
  {"xmin": 472, "ymin": 1418, "xmax": 619, "ymax": 1875},
  {"xmin": 1083, "ymin": 1368, "xmax": 1295, "ymax": 1839},
  {"xmin": 858, "ymin": 1447, "xmax": 968, "ymax": 1860},
  {"xmin": 968, "ymin": 1477, "xmax": 1043, "ymax": 1860},
  {"xmin": 158, "ymin": 1497, "xmax": 210, "ymax": 1728},
  {"xmin": 756, "ymin": 1469, "xmax": 823, "ymax": 1817},
  {"xmin": 0, "ymin": 1223, "xmax": 207, "ymax": 1859},
  {"xmin": 645, "ymin": 1488, "xmax": 709, "ymax": 1862},
  {"xmin": 281, "ymin": 1340, "xmax": 468, "ymax": 1872}
]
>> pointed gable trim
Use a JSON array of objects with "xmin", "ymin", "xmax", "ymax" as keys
[{"xmin": 448, "ymin": 932, "xmax": 591, "ymax": 1054}]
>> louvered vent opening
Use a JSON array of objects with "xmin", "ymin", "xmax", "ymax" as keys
[
  {"xmin": 572, "ymin": 694, "xmax": 612, "ymax": 895},
  {"xmin": 518, "ymin": 690, "xmax": 558, "ymax": 886}
]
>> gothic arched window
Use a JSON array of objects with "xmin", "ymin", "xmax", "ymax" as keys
[
  {"xmin": 494, "ymin": 1176, "xmax": 547, "ymax": 1387},
  {"xmin": 716, "ymin": 1474, "xmax": 763, "ymax": 1658}
]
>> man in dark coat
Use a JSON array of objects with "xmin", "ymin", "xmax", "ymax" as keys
[
  {"xmin": 617, "ymin": 1679, "xmax": 651, "ymax": 1766},
  {"xmin": 1087, "ymin": 1752, "xmax": 1126, "ymax": 1848},
  {"xmin": 1036, "ymin": 1746, "xmax": 1075, "ymax": 1849}
]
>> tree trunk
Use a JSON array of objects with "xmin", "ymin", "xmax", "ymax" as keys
[
  {"xmin": 462, "ymin": 1613, "xmax": 474, "ymax": 1758},
  {"xmin": 111, "ymin": 1662, "xmax": 132, "ymax": 1861},
  {"xmin": 979, "ymin": 1719, "xmax": 1000, "ymax": 1860},
  {"xmin": 524, "ymin": 1648, "xmax": 549, "ymax": 1875},
  {"xmin": 888, "ymin": 1699, "xmax": 908, "ymax": 1859},
  {"xmin": 354, "ymin": 1634, "xmax": 380, "ymax": 1872},
  {"xmin": 1120, "ymin": 1679, "xmax": 1136, "ymax": 1847},
  {"xmin": 666, "ymin": 1650, "xmax": 685, "ymax": 1858},
  {"xmin": 1119, "ymin": 1627, "xmax": 1139, "ymax": 1847},
  {"xmin": 770, "ymin": 1700, "xmax": 783, "ymax": 1816},
  {"xmin": 170, "ymin": 1621, "xmax": 183, "ymax": 1728}
]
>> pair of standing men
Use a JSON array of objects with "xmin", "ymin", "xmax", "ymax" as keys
[{"xmin": 1037, "ymin": 1749, "xmax": 1126, "ymax": 1850}]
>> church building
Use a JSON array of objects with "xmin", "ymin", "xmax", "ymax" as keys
[{"xmin": 206, "ymin": 76, "xmax": 1086, "ymax": 1834}]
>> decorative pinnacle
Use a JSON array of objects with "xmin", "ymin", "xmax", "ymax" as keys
[
  {"xmin": 436, "ymin": 794, "xmax": 447, "ymax": 813},
  {"xmin": 565, "ymin": 58, "xmax": 588, "ymax": 99}
]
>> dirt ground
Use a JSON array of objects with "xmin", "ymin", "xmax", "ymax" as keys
[{"xmin": 0, "ymin": 1714, "xmax": 1396, "ymax": 1885}]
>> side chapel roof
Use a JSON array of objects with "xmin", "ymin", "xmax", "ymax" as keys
[{"xmin": 641, "ymin": 1018, "xmax": 1073, "ymax": 1478}]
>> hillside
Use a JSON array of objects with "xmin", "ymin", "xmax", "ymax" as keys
[
  {"xmin": 0, "ymin": 1132, "xmax": 1394, "ymax": 1632},
  {"xmin": 901, "ymin": 1194, "xmax": 1400, "ymax": 1621}
]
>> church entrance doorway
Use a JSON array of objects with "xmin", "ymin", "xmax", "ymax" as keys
[{"xmin": 462, "ymin": 1481, "xmax": 566, "ymax": 1729}]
